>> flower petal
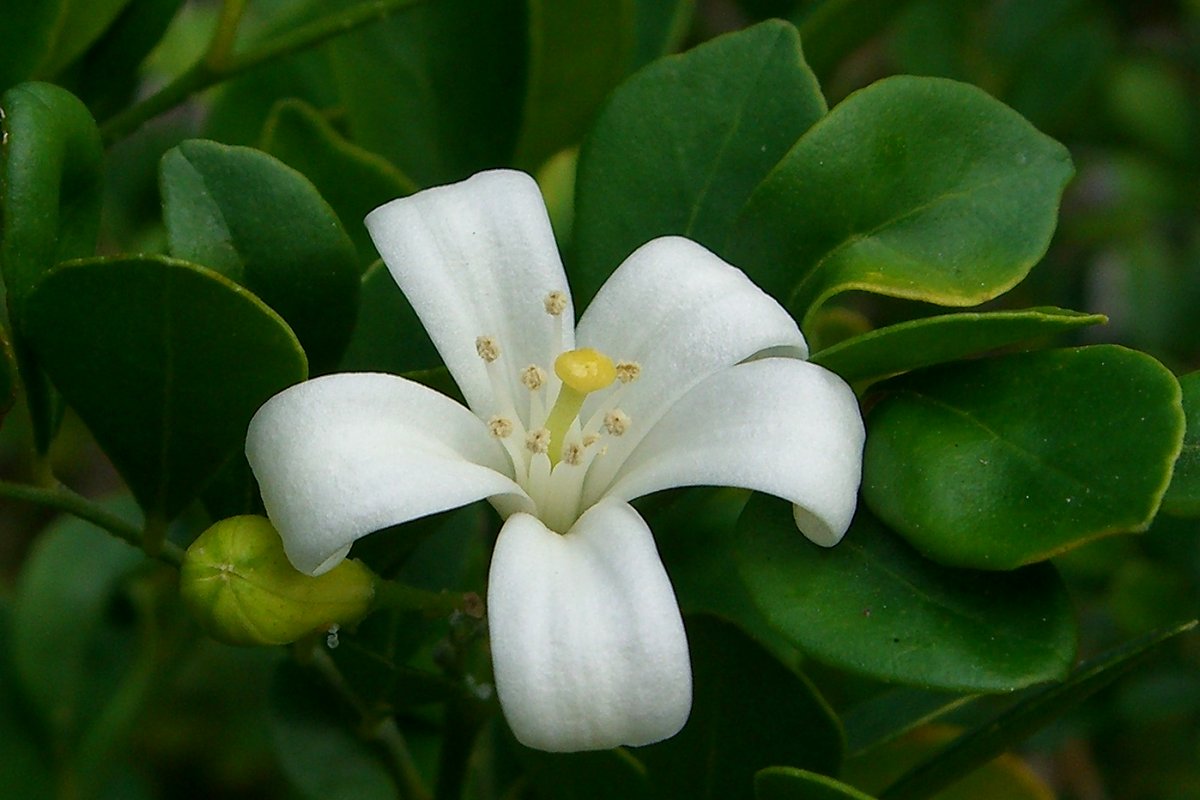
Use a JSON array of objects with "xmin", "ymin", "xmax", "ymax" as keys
[
  {"xmin": 365, "ymin": 170, "xmax": 574, "ymax": 421},
  {"xmin": 576, "ymin": 236, "xmax": 808, "ymax": 493},
  {"xmin": 488, "ymin": 500, "xmax": 691, "ymax": 752},
  {"xmin": 593, "ymin": 358, "xmax": 864, "ymax": 547},
  {"xmin": 247, "ymin": 373, "xmax": 531, "ymax": 575}
]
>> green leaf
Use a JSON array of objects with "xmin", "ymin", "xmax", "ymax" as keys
[
  {"xmin": 863, "ymin": 345, "xmax": 1185, "ymax": 569},
  {"xmin": 514, "ymin": 0, "xmax": 636, "ymax": 170},
  {"xmin": 794, "ymin": 0, "xmax": 917, "ymax": 79},
  {"xmin": 573, "ymin": 20, "xmax": 826, "ymax": 303},
  {"xmin": 326, "ymin": 0, "xmax": 525, "ymax": 186},
  {"xmin": 736, "ymin": 498, "xmax": 1077, "ymax": 692},
  {"xmin": 756, "ymin": 768, "xmax": 877, "ymax": 800},
  {"xmin": 23, "ymin": 256, "xmax": 307, "ymax": 521},
  {"xmin": 876, "ymin": 620, "xmax": 1198, "ymax": 800},
  {"xmin": 842, "ymin": 689, "xmax": 974, "ymax": 757},
  {"xmin": 1162, "ymin": 370, "xmax": 1200, "ymax": 516},
  {"xmin": 160, "ymin": 138, "xmax": 360, "ymax": 372},
  {"xmin": 810, "ymin": 307, "xmax": 1105, "ymax": 385},
  {"xmin": 337, "ymin": 260, "xmax": 439, "ymax": 375},
  {"xmin": 41, "ymin": 0, "xmax": 135, "ymax": 76},
  {"xmin": 520, "ymin": 748, "xmax": 651, "ymax": 800},
  {"xmin": 0, "ymin": 326, "xmax": 15, "ymax": 427},
  {"xmin": 632, "ymin": 0, "xmax": 694, "ymax": 68},
  {"xmin": 728, "ymin": 76, "xmax": 1074, "ymax": 323},
  {"xmin": 260, "ymin": 99, "xmax": 417, "ymax": 268},
  {"xmin": 269, "ymin": 660, "xmax": 399, "ymax": 800},
  {"xmin": 0, "ymin": 0, "xmax": 62, "ymax": 91},
  {"xmin": 639, "ymin": 615, "xmax": 843, "ymax": 800}
]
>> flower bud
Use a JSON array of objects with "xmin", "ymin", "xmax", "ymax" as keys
[{"xmin": 181, "ymin": 515, "xmax": 375, "ymax": 646}]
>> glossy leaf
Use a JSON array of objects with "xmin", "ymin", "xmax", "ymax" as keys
[
  {"xmin": 574, "ymin": 20, "xmax": 826, "ymax": 303},
  {"xmin": 326, "ymin": 0, "xmax": 524, "ymax": 186},
  {"xmin": 756, "ymin": 768, "xmax": 877, "ymax": 800},
  {"xmin": 877, "ymin": 620, "xmax": 1198, "ymax": 800},
  {"xmin": 810, "ymin": 307, "xmax": 1105, "ymax": 385},
  {"xmin": 337, "ymin": 259, "xmax": 440, "ymax": 375},
  {"xmin": 736, "ymin": 498, "xmax": 1077, "ymax": 691},
  {"xmin": 863, "ymin": 346, "xmax": 1185, "ymax": 569},
  {"xmin": 639, "ymin": 615, "xmax": 843, "ymax": 800},
  {"xmin": 515, "ymin": 0, "xmax": 636, "ymax": 170},
  {"xmin": 23, "ymin": 256, "xmax": 307, "ymax": 521},
  {"xmin": 729, "ymin": 76, "xmax": 1073, "ymax": 322},
  {"xmin": 1162, "ymin": 370, "xmax": 1200, "ymax": 516},
  {"xmin": 260, "ymin": 99, "xmax": 417, "ymax": 268},
  {"xmin": 0, "ymin": 0, "xmax": 62, "ymax": 91},
  {"xmin": 160, "ymin": 138, "xmax": 360, "ymax": 372},
  {"xmin": 39, "ymin": 0, "xmax": 134, "ymax": 76}
]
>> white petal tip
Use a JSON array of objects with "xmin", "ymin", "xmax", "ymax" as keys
[{"xmin": 794, "ymin": 503, "xmax": 850, "ymax": 548}]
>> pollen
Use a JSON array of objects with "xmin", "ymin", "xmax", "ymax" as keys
[
  {"xmin": 475, "ymin": 336, "xmax": 500, "ymax": 363},
  {"xmin": 544, "ymin": 291, "xmax": 568, "ymax": 316},
  {"xmin": 561, "ymin": 442, "xmax": 584, "ymax": 466},
  {"xmin": 520, "ymin": 365, "xmax": 547, "ymax": 390},
  {"xmin": 525, "ymin": 428, "xmax": 551, "ymax": 454},
  {"xmin": 615, "ymin": 361, "xmax": 641, "ymax": 384},
  {"xmin": 488, "ymin": 416, "xmax": 514, "ymax": 438},
  {"xmin": 554, "ymin": 348, "xmax": 616, "ymax": 394},
  {"xmin": 582, "ymin": 433, "xmax": 601, "ymax": 448},
  {"xmin": 603, "ymin": 409, "xmax": 630, "ymax": 436}
]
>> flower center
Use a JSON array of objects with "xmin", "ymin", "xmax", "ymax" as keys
[{"xmin": 476, "ymin": 294, "xmax": 640, "ymax": 533}]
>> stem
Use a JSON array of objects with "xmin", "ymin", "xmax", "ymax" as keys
[
  {"xmin": 99, "ymin": 0, "xmax": 432, "ymax": 143},
  {"xmin": 0, "ymin": 479, "xmax": 185, "ymax": 567},
  {"xmin": 374, "ymin": 579, "xmax": 484, "ymax": 620}
]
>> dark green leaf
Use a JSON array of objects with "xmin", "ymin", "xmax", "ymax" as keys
[
  {"xmin": 0, "ymin": 0, "xmax": 62, "ymax": 91},
  {"xmin": 269, "ymin": 660, "xmax": 399, "ymax": 800},
  {"xmin": 514, "ymin": 0, "xmax": 636, "ymax": 170},
  {"xmin": 810, "ymin": 307, "xmax": 1105, "ymax": 385},
  {"xmin": 632, "ymin": 0, "xmax": 694, "ymax": 68},
  {"xmin": 260, "ymin": 99, "xmax": 417, "ymax": 268},
  {"xmin": 40, "ymin": 0, "xmax": 135, "ymax": 76},
  {"xmin": 337, "ymin": 260, "xmax": 439, "ymax": 375},
  {"xmin": 842, "ymin": 688, "xmax": 973, "ymax": 757},
  {"xmin": 160, "ymin": 138, "xmax": 360, "ymax": 372},
  {"xmin": 794, "ymin": 0, "xmax": 917, "ymax": 79},
  {"xmin": 574, "ymin": 20, "xmax": 826, "ymax": 303},
  {"xmin": 877, "ymin": 620, "xmax": 1198, "ymax": 800},
  {"xmin": 640, "ymin": 615, "xmax": 843, "ymax": 800},
  {"xmin": 729, "ymin": 76, "xmax": 1073, "ymax": 323},
  {"xmin": 756, "ymin": 768, "xmax": 877, "ymax": 800},
  {"xmin": 736, "ymin": 498, "xmax": 1077, "ymax": 691},
  {"xmin": 326, "ymin": 0, "xmax": 525, "ymax": 186},
  {"xmin": 521, "ymin": 748, "xmax": 651, "ymax": 800},
  {"xmin": 863, "ymin": 346, "xmax": 1185, "ymax": 569},
  {"xmin": 23, "ymin": 256, "xmax": 307, "ymax": 521},
  {"xmin": 1162, "ymin": 371, "xmax": 1200, "ymax": 517}
]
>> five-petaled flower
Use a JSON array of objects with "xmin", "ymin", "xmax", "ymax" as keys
[{"xmin": 246, "ymin": 170, "xmax": 865, "ymax": 752}]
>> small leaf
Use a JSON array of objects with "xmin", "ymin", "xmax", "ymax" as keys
[
  {"xmin": 573, "ymin": 19, "xmax": 826, "ymax": 303},
  {"xmin": 729, "ymin": 76, "xmax": 1073, "ymax": 322},
  {"xmin": 260, "ymin": 99, "xmax": 417, "ymax": 268},
  {"xmin": 736, "ymin": 498, "xmax": 1077, "ymax": 692},
  {"xmin": 1162, "ymin": 370, "xmax": 1200, "ymax": 516},
  {"xmin": 514, "ymin": 0, "xmax": 636, "ymax": 170},
  {"xmin": 876, "ymin": 620, "xmax": 1198, "ymax": 800},
  {"xmin": 639, "ymin": 615, "xmax": 843, "ymax": 800},
  {"xmin": 39, "ymin": 0, "xmax": 135, "ymax": 76},
  {"xmin": 161, "ymin": 139, "xmax": 360, "ymax": 372},
  {"xmin": 756, "ymin": 768, "xmax": 877, "ymax": 800},
  {"xmin": 23, "ymin": 256, "xmax": 307, "ymax": 521},
  {"xmin": 810, "ymin": 307, "xmax": 1105, "ymax": 385},
  {"xmin": 863, "ymin": 346, "xmax": 1185, "ymax": 569}
]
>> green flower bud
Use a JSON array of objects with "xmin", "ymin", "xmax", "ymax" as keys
[{"xmin": 181, "ymin": 515, "xmax": 375, "ymax": 646}]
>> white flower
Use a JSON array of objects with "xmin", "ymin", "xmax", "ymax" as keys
[{"xmin": 246, "ymin": 170, "xmax": 865, "ymax": 752}]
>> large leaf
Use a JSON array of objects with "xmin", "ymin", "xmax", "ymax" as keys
[
  {"xmin": 876, "ymin": 620, "xmax": 1197, "ymax": 800},
  {"xmin": 863, "ymin": 345, "xmax": 1185, "ymax": 569},
  {"xmin": 23, "ymin": 256, "xmax": 307, "ymax": 522},
  {"xmin": 160, "ymin": 139, "xmax": 360, "ymax": 372},
  {"xmin": 1162, "ymin": 370, "xmax": 1200, "ymax": 516},
  {"xmin": 639, "ymin": 615, "xmax": 843, "ymax": 800},
  {"xmin": 514, "ymin": 0, "xmax": 636, "ymax": 170},
  {"xmin": 573, "ymin": 20, "xmax": 826, "ymax": 303},
  {"xmin": 729, "ymin": 76, "xmax": 1073, "ymax": 323},
  {"xmin": 757, "ymin": 768, "xmax": 877, "ymax": 800},
  {"xmin": 260, "ymin": 99, "xmax": 417, "ymax": 268},
  {"xmin": 736, "ymin": 498, "xmax": 1077, "ymax": 691},
  {"xmin": 810, "ymin": 307, "xmax": 1105, "ymax": 385}
]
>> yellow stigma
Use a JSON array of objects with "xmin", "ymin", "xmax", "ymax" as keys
[{"xmin": 554, "ymin": 348, "xmax": 616, "ymax": 394}]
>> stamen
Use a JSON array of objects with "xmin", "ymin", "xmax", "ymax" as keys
[
  {"xmin": 561, "ymin": 442, "xmax": 584, "ymax": 466},
  {"xmin": 582, "ymin": 433, "xmax": 601, "ymax": 448},
  {"xmin": 475, "ymin": 336, "xmax": 500, "ymax": 363},
  {"xmin": 488, "ymin": 417, "xmax": 513, "ymax": 438},
  {"xmin": 604, "ymin": 409, "xmax": 630, "ymax": 436},
  {"xmin": 544, "ymin": 291, "xmax": 568, "ymax": 316},
  {"xmin": 520, "ymin": 365, "xmax": 546, "ymax": 390},
  {"xmin": 525, "ymin": 428, "xmax": 550, "ymax": 455},
  {"xmin": 615, "ymin": 361, "xmax": 641, "ymax": 384}
]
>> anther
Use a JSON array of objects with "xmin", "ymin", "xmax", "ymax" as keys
[
  {"xmin": 520, "ymin": 365, "xmax": 547, "ymax": 390},
  {"xmin": 561, "ymin": 442, "xmax": 584, "ymax": 466},
  {"xmin": 544, "ymin": 291, "xmax": 568, "ymax": 316},
  {"xmin": 604, "ymin": 410, "xmax": 630, "ymax": 436},
  {"xmin": 582, "ymin": 433, "xmax": 601, "ymax": 448},
  {"xmin": 615, "ymin": 361, "xmax": 641, "ymax": 384},
  {"xmin": 525, "ymin": 428, "xmax": 551, "ymax": 454},
  {"xmin": 488, "ymin": 416, "xmax": 514, "ymax": 438},
  {"xmin": 475, "ymin": 336, "xmax": 500, "ymax": 363}
]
